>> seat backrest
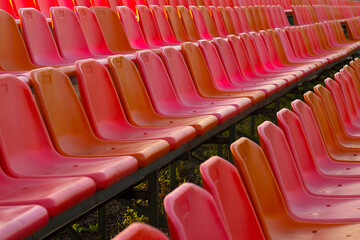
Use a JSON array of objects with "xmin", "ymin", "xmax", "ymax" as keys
[
  {"xmin": 290, "ymin": 99, "xmax": 333, "ymax": 164},
  {"xmin": 30, "ymin": 67, "xmax": 99, "ymax": 155},
  {"xmin": 210, "ymin": 6, "xmax": 230, "ymax": 36},
  {"xmin": 0, "ymin": 75, "xmax": 54, "ymax": 175},
  {"xmin": 0, "ymin": 10, "xmax": 36, "ymax": 71},
  {"xmin": 178, "ymin": 6, "xmax": 201, "ymax": 41},
  {"xmin": 19, "ymin": 8, "xmax": 66, "ymax": 66},
  {"xmin": 57, "ymin": 0, "xmax": 75, "ymax": 8},
  {"xmin": 75, "ymin": 6, "xmax": 113, "ymax": 55},
  {"xmin": 181, "ymin": 42, "xmax": 221, "ymax": 97},
  {"xmin": 200, "ymin": 156, "xmax": 266, "ymax": 240},
  {"xmin": 260, "ymin": 6, "xmax": 275, "ymax": 29},
  {"xmin": 160, "ymin": 46, "xmax": 204, "ymax": 101},
  {"xmin": 107, "ymin": 55, "xmax": 158, "ymax": 125},
  {"xmin": 120, "ymin": 0, "xmax": 136, "ymax": 12},
  {"xmin": 50, "ymin": 6, "xmax": 94, "ymax": 60},
  {"xmin": 248, "ymin": 6, "xmax": 263, "ymax": 31},
  {"xmin": 213, "ymin": 37, "xmax": 246, "ymax": 84},
  {"xmin": 230, "ymin": 137, "xmax": 290, "ymax": 240},
  {"xmin": 164, "ymin": 182, "xmax": 230, "ymax": 240},
  {"xmin": 169, "ymin": 0, "xmax": 180, "ymax": 8},
  {"xmin": 92, "ymin": 0, "xmax": 111, "ymax": 7},
  {"xmin": 164, "ymin": 6, "xmax": 190, "ymax": 42},
  {"xmin": 36, "ymin": 0, "xmax": 58, "ymax": 17},
  {"xmin": 113, "ymin": 222, "xmax": 168, "ymax": 240},
  {"xmin": 136, "ymin": 5, "xmax": 164, "ymax": 47},
  {"xmin": 136, "ymin": 50, "xmax": 182, "ymax": 111},
  {"xmin": 12, "ymin": 0, "xmax": 38, "ymax": 11},
  {"xmin": 92, "ymin": 7, "xmax": 134, "ymax": 52},
  {"xmin": 190, "ymin": 6, "xmax": 213, "ymax": 39},
  {"xmin": 234, "ymin": 6, "xmax": 251, "ymax": 32},
  {"xmin": 76, "ymin": 0, "xmax": 93, "ymax": 7},
  {"xmin": 150, "ymin": 5, "xmax": 179, "ymax": 44},
  {"xmin": 117, "ymin": 6, "xmax": 150, "ymax": 49},
  {"xmin": 303, "ymin": 90, "xmax": 346, "ymax": 154},
  {"xmin": 241, "ymin": 6, "xmax": 257, "ymax": 31},
  {"xmin": 0, "ymin": 0, "xmax": 18, "ymax": 18},
  {"xmin": 76, "ymin": 59, "xmax": 129, "ymax": 139},
  {"xmin": 226, "ymin": 7, "xmax": 243, "ymax": 33}
]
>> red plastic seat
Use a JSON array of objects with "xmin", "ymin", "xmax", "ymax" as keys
[
  {"xmin": 198, "ymin": 39, "xmax": 281, "ymax": 96},
  {"xmin": 0, "ymin": 74, "xmax": 138, "ymax": 188},
  {"xmin": 57, "ymin": 0, "xmax": 75, "ymax": 9},
  {"xmin": 200, "ymin": 156, "xmax": 266, "ymax": 240},
  {"xmin": 0, "ymin": 205, "xmax": 48, "ymax": 240},
  {"xmin": 19, "ymin": 8, "xmax": 74, "ymax": 67},
  {"xmin": 136, "ymin": 50, "xmax": 237, "ymax": 123},
  {"xmin": 75, "ymin": 6, "xmax": 116, "ymax": 55},
  {"xmin": 117, "ymin": 6, "xmax": 151, "ymax": 49},
  {"xmin": 112, "ymin": 222, "xmax": 168, "ymax": 240},
  {"xmin": 108, "ymin": 55, "xmax": 219, "ymax": 135},
  {"xmin": 160, "ymin": 46, "xmax": 252, "ymax": 113},
  {"xmin": 76, "ymin": 59, "xmax": 196, "ymax": 150},
  {"xmin": 0, "ymin": 0, "xmax": 18, "ymax": 18},
  {"xmin": 291, "ymin": 98, "xmax": 360, "ymax": 174},
  {"xmin": 164, "ymin": 183, "xmax": 231, "ymax": 240},
  {"xmin": 91, "ymin": 7, "xmax": 135, "ymax": 52},
  {"xmin": 231, "ymin": 137, "xmax": 360, "ymax": 239},
  {"xmin": 181, "ymin": 42, "xmax": 266, "ymax": 104},
  {"xmin": 218, "ymin": 7, "xmax": 236, "ymax": 35},
  {"xmin": 136, "ymin": 5, "xmax": 169, "ymax": 47},
  {"xmin": 259, "ymin": 120, "xmax": 360, "ymax": 222},
  {"xmin": 12, "ymin": 0, "xmax": 37, "ymax": 13},
  {"xmin": 150, "ymin": 5, "xmax": 180, "ymax": 44},
  {"xmin": 30, "ymin": 68, "xmax": 170, "ymax": 167},
  {"xmin": 50, "ymin": 7, "xmax": 98, "ymax": 60}
]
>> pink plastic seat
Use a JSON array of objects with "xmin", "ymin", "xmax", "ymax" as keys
[
  {"xmin": 198, "ymin": 39, "xmax": 281, "ymax": 96},
  {"xmin": 19, "ymin": 8, "xmax": 74, "ymax": 67},
  {"xmin": 164, "ymin": 183, "xmax": 231, "ymax": 240},
  {"xmin": 57, "ymin": 0, "xmax": 76, "ymax": 9},
  {"xmin": 200, "ymin": 156, "xmax": 266, "ymax": 240},
  {"xmin": 150, "ymin": 5, "xmax": 180, "ymax": 44},
  {"xmin": 50, "ymin": 7, "xmax": 99, "ymax": 60},
  {"xmin": 30, "ymin": 68, "xmax": 170, "ymax": 168},
  {"xmin": 76, "ymin": 59, "xmax": 196, "ymax": 150},
  {"xmin": 234, "ymin": 6, "xmax": 251, "ymax": 32},
  {"xmin": 0, "ymin": 74, "xmax": 138, "ymax": 189},
  {"xmin": 0, "ymin": 205, "xmax": 48, "ymax": 240},
  {"xmin": 12, "ymin": 0, "xmax": 37, "ymax": 13},
  {"xmin": 75, "ymin": 6, "xmax": 116, "ymax": 55},
  {"xmin": 136, "ymin": 50, "xmax": 237, "ymax": 124},
  {"xmin": 112, "ymin": 222, "xmax": 168, "ymax": 240},
  {"xmin": 258, "ymin": 121, "xmax": 360, "ymax": 222},
  {"xmin": 136, "ymin": 5, "xmax": 169, "ymax": 47},
  {"xmin": 160, "ymin": 46, "xmax": 252, "ymax": 113},
  {"xmin": 117, "ymin": 6, "xmax": 151, "ymax": 49}
]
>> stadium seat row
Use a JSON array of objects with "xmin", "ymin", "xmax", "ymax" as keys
[
  {"xmin": 112, "ymin": 58, "xmax": 360, "ymax": 240},
  {"xmin": 292, "ymin": 4, "xmax": 360, "ymax": 25}
]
